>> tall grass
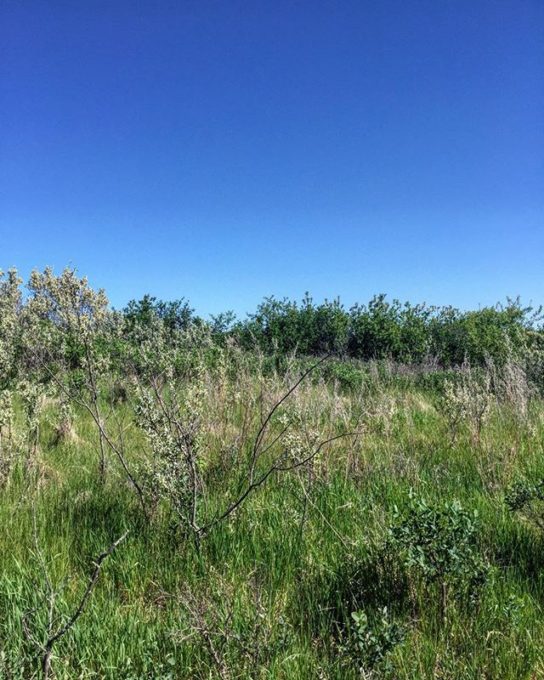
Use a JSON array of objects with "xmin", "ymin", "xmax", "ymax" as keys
[{"xmin": 1, "ymin": 357, "xmax": 543, "ymax": 679}]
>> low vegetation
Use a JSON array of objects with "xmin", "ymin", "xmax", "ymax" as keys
[{"xmin": 1, "ymin": 267, "xmax": 544, "ymax": 678}]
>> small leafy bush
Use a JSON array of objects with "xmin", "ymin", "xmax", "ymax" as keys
[
  {"xmin": 339, "ymin": 606, "xmax": 404, "ymax": 675},
  {"xmin": 322, "ymin": 360, "xmax": 365, "ymax": 391},
  {"xmin": 388, "ymin": 494, "xmax": 490, "ymax": 619},
  {"xmin": 506, "ymin": 479, "xmax": 544, "ymax": 532}
]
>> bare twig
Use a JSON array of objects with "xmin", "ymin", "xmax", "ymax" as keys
[
  {"xmin": 42, "ymin": 531, "xmax": 128, "ymax": 680},
  {"xmin": 25, "ymin": 529, "xmax": 129, "ymax": 680},
  {"xmin": 248, "ymin": 354, "xmax": 330, "ymax": 484},
  {"xmin": 201, "ymin": 430, "xmax": 359, "ymax": 536}
]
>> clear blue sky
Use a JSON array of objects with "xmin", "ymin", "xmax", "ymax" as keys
[{"xmin": 1, "ymin": 1, "xmax": 542, "ymax": 316}]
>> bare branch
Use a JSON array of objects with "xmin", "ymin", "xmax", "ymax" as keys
[{"xmin": 40, "ymin": 531, "xmax": 129, "ymax": 679}]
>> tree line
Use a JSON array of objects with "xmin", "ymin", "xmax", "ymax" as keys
[{"xmin": 124, "ymin": 291, "xmax": 543, "ymax": 368}]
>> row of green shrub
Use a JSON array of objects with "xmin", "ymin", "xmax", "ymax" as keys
[{"xmin": 124, "ymin": 292, "xmax": 543, "ymax": 367}]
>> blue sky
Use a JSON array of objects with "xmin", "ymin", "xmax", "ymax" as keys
[{"xmin": 1, "ymin": 1, "xmax": 542, "ymax": 316}]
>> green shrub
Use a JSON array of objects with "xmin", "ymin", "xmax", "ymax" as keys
[
  {"xmin": 506, "ymin": 480, "xmax": 544, "ymax": 533},
  {"xmin": 339, "ymin": 606, "xmax": 405, "ymax": 674},
  {"xmin": 388, "ymin": 494, "xmax": 490, "ymax": 620},
  {"xmin": 321, "ymin": 360, "xmax": 365, "ymax": 391}
]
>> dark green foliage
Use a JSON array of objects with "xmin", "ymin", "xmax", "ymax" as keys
[
  {"xmin": 321, "ymin": 360, "xmax": 366, "ymax": 391},
  {"xmin": 31, "ymin": 286, "xmax": 540, "ymax": 379},
  {"xmin": 506, "ymin": 479, "xmax": 544, "ymax": 532},
  {"xmin": 209, "ymin": 310, "xmax": 237, "ymax": 343},
  {"xmin": 348, "ymin": 296, "xmax": 432, "ymax": 363},
  {"xmin": 123, "ymin": 294, "xmax": 198, "ymax": 335},
  {"xmin": 236, "ymin": 293, "xmax": 349, "ymax": 355},
  {"xmin": 230, "ymin": 293, "xmax": 542, "ymax": 369},
  {"xmin": 340, "ymin": 607, "xmax": 405, "ymax": 674},
  {"xmin": 388, "ymin": 495, "xmax": 490, "ymax": 609}
]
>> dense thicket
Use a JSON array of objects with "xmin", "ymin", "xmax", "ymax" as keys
[
  {"xmin": 122, "ymin": 291, "xmax": 544, "ymax": 367},
  {"xmin": 1, "ymin": 268, "xmax": 543, "ymax": 392},
  {"xmin": 234, "ymin": 293, "xmax": 543, "ymax": 366}
]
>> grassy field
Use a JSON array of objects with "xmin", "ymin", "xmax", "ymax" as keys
[{"xmin": 1, "ymin": 355, "xmax": 544, "ymax": 679}]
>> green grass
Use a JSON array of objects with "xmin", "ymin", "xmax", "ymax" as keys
[{"xmin": 1, "ymin": 374, "xmax": 544, "ymax": 679}]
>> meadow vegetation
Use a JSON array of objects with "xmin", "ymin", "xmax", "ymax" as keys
[{"xmin": 1, "ymin": 267, "xmax": 544, "ymax": 678}]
